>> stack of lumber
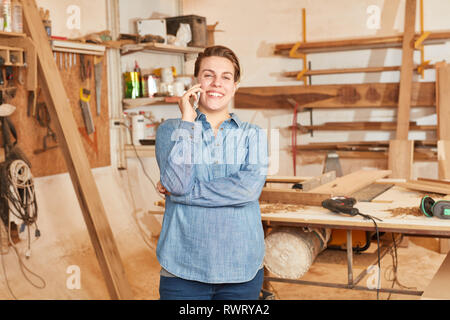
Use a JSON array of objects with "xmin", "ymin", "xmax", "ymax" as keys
[
  {"xmin": 260, "ymin": 169, "xmax": 392, "ymax": 205},
  {"xmin": 389, "ymin": 178, "xmax": 450, "ymax": 195}
]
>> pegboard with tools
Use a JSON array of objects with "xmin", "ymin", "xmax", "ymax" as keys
[{"xmin": 4, "ymin": 49, "xmax": 110, "ymax": 177}]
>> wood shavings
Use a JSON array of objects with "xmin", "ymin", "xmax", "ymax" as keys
[
  {"xmin": 387, "ymin": 206, "xmax": 423, "ymax": 217},
  {"xmin": 260, "ymin": 201, "xmax": 306, "ymax": 214}
]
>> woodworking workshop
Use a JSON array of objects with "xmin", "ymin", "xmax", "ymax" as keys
[{"xmin": 0, "ymin": 0, "xmax": 450, "ymax": 304}]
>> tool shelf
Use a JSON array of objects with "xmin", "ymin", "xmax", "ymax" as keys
[
  {"xmin": 123, "ymin": 96, "xmax": 181, "ymax": 109},
  {"xmin": 121, "ymin": 42, "xmax": 204, "ymax": 56}
]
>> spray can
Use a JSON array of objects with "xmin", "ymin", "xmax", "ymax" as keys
[
  {"xmin": 131, "ymin": 114, "xmax": 145, "ymax": 145},
  {"xmin": 2, "ymin": 0, "xmax": 11, "ymax": 32},
  {"xmin": 124, "ymin": 72, "xmax": 140, "ymax": 99},
  {"xmin": 11, "ymin": 0, "xmax": 21, "ymax": 33}
]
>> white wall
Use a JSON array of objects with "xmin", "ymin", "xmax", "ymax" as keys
[
  {"xmin": 183, "ymin": 0, "xmax": 450, "ymax": 178},
  {"xmin": 36, "ymin": 0, "xmax": 107, "ymax": 38}
]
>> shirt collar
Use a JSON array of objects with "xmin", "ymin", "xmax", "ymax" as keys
[{"xmin": 195, "ymin": 109, "xmax": 242, "ymax": 128}]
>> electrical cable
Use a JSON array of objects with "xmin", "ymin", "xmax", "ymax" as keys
[
  {"xmin": 385, "ymin": 234, "xmax": 416, "ymax": 300},
  {"xmin": 117, "ymin": 122, "xmax": 164, "ymax": 199},
  {"xmin": 124, "ymin": 168, "xmax": 158, "ymax": 251},
  {"xmin": 356, "ymin": 211, "xmax": 381, "ymax": 300}
]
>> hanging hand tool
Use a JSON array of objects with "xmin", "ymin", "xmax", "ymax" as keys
[
  {"xmin": 33, "ymin": 102, "xmax": 58, "ymax": 154},
  {"xmin": 94, "ymin": 56, "xmax": 103, "ymax": 116},
  {"xmin": 79, "ymin": 88, "xmax": 95, "ymax": 134},
  {"xmin": 322, "ymin": 197, "xmax": 383, "ymax": 221},
  {"xmin": 0, "ymin": 57, "xmax": 4, "ymax": 85}
]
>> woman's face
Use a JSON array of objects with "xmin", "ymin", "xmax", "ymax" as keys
[{"xmin": 197, "ymin": 56, "xmax": 237, "ymax": 112}]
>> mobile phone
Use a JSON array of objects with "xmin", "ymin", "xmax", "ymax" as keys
[{"xmin": 193, "ymin": 91, "xmax": 200, "ymax": 109}]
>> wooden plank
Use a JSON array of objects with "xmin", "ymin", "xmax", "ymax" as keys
[
  {"xmin": 435, "ymin": 62, "xmax": 450, "ymax": 253},
  {"xmin": 350, "ymin": 183, "xmax": 394, "ymax": 202},
  {"xmin": 259, "ymin": 188, "xmax": 332, "ymax": 206},
  {"xmin": 422, "ymin": 252, "xmax": 450, "ymax": 299},
  {"xmin": 300, "ymin": 171, "xmax": 337, "ymax": 192},
  {"xmin": 295, "ymin": 140, "xmax": 436, "ymax": 150},
  {"xmin": 418, "ymin": 177, "xmax": 450, "ymax": 186},
  {"xmin": 395, "ymin": 0, "xmax": 417, "ymax": 140},
  {"xmin": 388, "ymin": 140, "xmax": 414, "ymax": 179},
  {"xmin": 438, "ymin": 141, "xmax": 450, "ymax": 180},
  {"xmin": 301, "ymin": 121, "xmax": 435, "ymax": 131},
  {"xmin": 306, "ymin": 170, "xmax": 392, "ymax": 196},
  {"xmin": 234, "ymin": 82, "xmax": 435, "ymax": 109},
  {"xmin": 22, "ymin": 0, "xmax": 132, "ymax": 300},
  {"xmin": 395, "ymin": 180, "xmax": 450, "ymax": 195},
  {"xmin": 274, "ymin": 31, "xmax": 450, "ymax": 55},
  {"xmin": 283, "ymin": 64, "xmax": 434, "ymax": 77},
  {"xmin": 435, "ymin": 62, "xmax": 450, "ymax": 140},
  {"xmin": 265, "ymin": 176, "xmax": 305, "ymax": 183}
]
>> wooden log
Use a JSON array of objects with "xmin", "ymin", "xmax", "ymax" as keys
[
  {"xmin": 264, "ymin": 227, "xmax": 330, "ymax": 279},
  {"xmin": 259, "ymin": 188, "xmax": 332, "ymax": 206},
  {"xmin": 22, "ymin": 0, "xmax": 132, "ymax": 300},
  {"xmin": 234, "ymin": 82, "xmax": 435, "ymax": 109},
  {"xmin": 306, "ymin": 170, "xmax": 392, "ymax": 196},
  {"xmin": 274, "ymin": 31, "xmax": 450, "ymax": 55}
]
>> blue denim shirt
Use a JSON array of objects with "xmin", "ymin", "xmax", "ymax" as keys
[{"xmin": 155, "ymin": 109, "xmax": 268, "ymax": 283}]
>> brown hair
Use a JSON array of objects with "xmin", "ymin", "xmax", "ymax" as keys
[{"xmin": 194, "ymin": 45, "xmax": 241, "ymax": 83}]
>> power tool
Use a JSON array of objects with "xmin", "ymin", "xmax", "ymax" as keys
[
  {"xmin": 322, "ymin": 197, "xmax": 383, "ymax": 221},
  {"xmin": 420, "ymin": 196, "xmax": 450, "ymax": 219}
]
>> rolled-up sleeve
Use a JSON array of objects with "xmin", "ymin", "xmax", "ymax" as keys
[{"xmin": 156, "ymin": 120, "xmax": 202, "ymax": 196}]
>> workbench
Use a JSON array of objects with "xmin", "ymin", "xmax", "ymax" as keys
[{"xmin": 261, "ymin": 185, "xmax": 450, "ymax": 298}]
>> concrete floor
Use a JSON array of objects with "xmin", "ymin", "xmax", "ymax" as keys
[
  {"xmin": 0, "ymin": 232, "xmax": 445, "ymax": 300},
  {"xmin": 266, "ymin": 236, "xmax": 447, "ymax": 300}
]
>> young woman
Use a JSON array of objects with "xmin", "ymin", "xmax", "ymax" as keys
[{"xmin": 155, "ymin": 45, "xmax": 268, "ymax": 300}]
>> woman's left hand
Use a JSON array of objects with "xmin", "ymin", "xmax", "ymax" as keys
[{"xmin": 157, "ymin": 181, "xmax": 170, "ymax": 195}]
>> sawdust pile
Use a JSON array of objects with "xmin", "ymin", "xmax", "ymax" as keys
[
  {"xmin": 388, "ymin": 206, "xmax": 423, "ymax": 217},
  {"xmin": 260, "ymin": 201, "xmax": 306, "ymax": 214}
]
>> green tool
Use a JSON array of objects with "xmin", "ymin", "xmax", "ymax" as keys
[{"xmin": 420, "ymin": 196, "xmax": 450, "ymax": 219}]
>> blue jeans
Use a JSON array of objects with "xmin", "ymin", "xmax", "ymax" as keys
[{"xmin": 159, "ymin": 268, "xmax": 264, "ymax": 300}]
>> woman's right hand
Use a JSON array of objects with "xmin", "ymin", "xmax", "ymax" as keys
[{"xmin": 178, "ymin": 84, "xmax": 203, "ymax": 122}]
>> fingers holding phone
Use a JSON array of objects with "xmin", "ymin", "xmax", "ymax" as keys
[{"xmin": 179, "ymin": 84, "xmax": 203, "ymax": 122}]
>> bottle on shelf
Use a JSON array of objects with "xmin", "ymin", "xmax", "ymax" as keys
[
  {"xmin": 2, "ymin": 0, "xmax": 12, "ymax": 32},
  {"xmin": 11, "ymin": 0, "xmax": 22, "ymax": 33}
]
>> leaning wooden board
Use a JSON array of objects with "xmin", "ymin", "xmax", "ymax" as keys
[
  {"xmin": 306, "ymin": 170, "xmax": 392, "ymax": 196},
  {"xmin": 421, "ymin": 251, "xmax": 450, "ymax": 300}
]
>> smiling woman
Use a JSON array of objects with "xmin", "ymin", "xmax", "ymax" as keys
[{"xmin": 155, "ymin": 45, "xmax": 269, "ymax": 300}]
